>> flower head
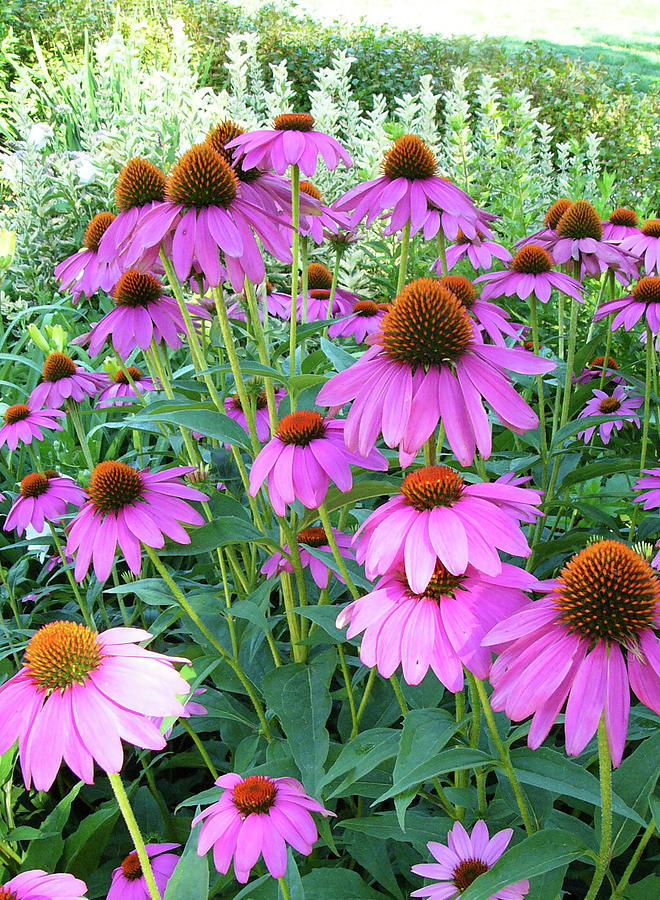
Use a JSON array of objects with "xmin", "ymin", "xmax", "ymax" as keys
[
  {"xmin": 412, "ymin": 820, "xmax": 529, "ymax": 900},
  {"xmin": 274, "ymin": 262, "xmax": 358, "ymax": 321},
  {"xmin": 298, "ymin": 180, "xmax": 352, "ymax": 244},
  {"xmin": 328, "ymin": 299, "xmax": 391, "ymax": 343},
  {"xmin": 475, "ymin": 245, "xmax": 585, "ymax": 304},
  {"xmin": 54, "ymin": 211, "xmax": 121, "ymax": 302},
  {"xmin": 338, "ymin": 560, "xmax": 535, "ymax": 688},
  {"xmin": 0, "ymin": 402, "xmax": 65, "ymax": 452},
  {"xmin": 226, "ymin": 113, "xmax": 352, "ymax": 177},
  {"xmin": 0, "ymin": 623, "xmax": 190, "ymax": 789},
  {"xmin": 0, "ymin": 870, "xmax": 89, "ymax": 899},
  {"xmin": 575, "ymin": 355, "xmax": 624, "ymax": 386},
  {"xmin": 107, "ymin": 843, "xmax": 180, "ymax": 899},
  {"xmin": 593, "ymin": 276, "xmax": 660, "ymax": 334},
  {"xmin": 485, "ymin": 540, "xmax": 660, "ymax": 766},
  {"xmin": 634, "ymin": 467, "xmax": 660, "ymax": 568},
  {"xmin": 335, "ymin": 134, "xmax": 481, "ymax": 239},
  {"xmin": 603, "ymin": 207, "xmax": 639, "ymax": 242},
  {"xmin": 4, "ymin": 471, "xmax": 86, "ymax": 536},
  {"xmin": 577, "ymin": 386, "xmax": 642, "ymax": 444},
  {"xmin": 262, "ymin": 526, "xmax": 355, "ymax": 589},
  {"xmin": 96, "ymin": 367, "xmax": 158, "ymax": 408},
  {"xmin": 355, "ymin": 465, "xmax": 542, "ymax": 590},
  {"xmin": 30, "ymin": 352, "xmax": 109, "ymax": 409},
  {"xmin": 66, "ymin": 462, "xmax": 206, "ymax": 582},
  {"xmin": 620, "ymin": 218, "xmax": 660, "ymax": 276},
  {"xmin": 316, "ymin": 278, "xmax": 555, "ymax": 467},
  {"xmin": 438, "ymin": 274, "xmax": 521, "ymax": 346},
  {"xmin": 224, "ymin": 386, "xmax": 284, "ymax": 443},
  {"xmin": 194, "ymin": 772, "xmax": 334, "ymax": 883},
  {"xmin": 248, "ymin": 413, "xmax": 387, "ymax": 517},
  {"xmin": 436, "ymin": 227, "xmax": 512, "ymax": 272}
]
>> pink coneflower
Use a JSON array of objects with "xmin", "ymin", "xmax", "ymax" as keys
[
  {"xmin": 4, "ymin": 471, "xmax": 86, "ymax": 536},
  {"xmin": 485, "ymin": 540, "xmax": 660, "ymax": 766},
  {"xmin": 328, "ymin": 299, "xmax": 391, "ymax": 343},
  {"xmin": 437, "ymin": 275, "xmax": 521, "ymax": 346},
  {"xmin": 577, "ymin": 386, "xmax": 642, "ymax": 445},
  {"xmin": 316, "ymin": 278, "xmax": 555, "ymax": 467},
  {"xmin": 516, "ymin": 197, "xmax": 572, "ymax": 249},
  {"xmin": 539, "ymin": 200, "xmax": 637, "ymax": 280},
  {"xmin": 96, "ymin": 367, "xmax": 158, "ymax": 408},
  {"xmin": 224, "ymin": 387, "xmax": 284, "ymax": 443},
  {"xmin": 81, "ymin": 269, "xmax": 207, "ymax": 358},
  {"xmin": 335, "ymin": 134, "xmax": 480, "ymax": 239},
  {"xmin": 29, "ymin": 352, "xmax": 109, "ymax": 409},
  {"xmin": 225, "ymin": 281, "xmax": 290, "ymax": 323},
  {"xmin": 194, "ymin": 772, "xmax": 334, "ymax": 883},
  {"xmin": 0, "ymin": 402, "xmax": 65, "ymax": 451},
  {"xmin": 126, "ymin": 143, "xmax": 292, "ymax": 291},
  {"xmin": 0, "ymin": 622, "xmax": 190, "ymax": 789},
  {"xmin": 273, "ymin": 263, "xmax": 357, "ymax": 321},
  {"xmin": 107, "ymin": 843, "xmax": 180, "ymax": 899},
  {"xmin": 575, "ymin": 355, "xmax": 624, "ymax": 386},
  {"xmin": 338, "ymin": 560, "xmax": 535, "ymax": 689},
  {"xmin": 249, "ymin": 412, "xmax": 387, "ymax": 517},
  {"xmin": 412, "ymin": 820, "xmax": 530, "ymax": 900},
  {"xmin": 297, "ymin": 180, "xmax": 352, "ymax": 244},
  {"xmin": 620, "ymin": 219, "xmax": 660, "ymax": 275},
  {"xmin": 66, "ymin": 461, "xmax": 206, "ymax": 582},
  {"xmin": 634, "ymin": 468, "xmax": 660, "ymax": 568},
  {"xmin": 602, "ymin": 207, "xmax": 640, "ymax": 242},
  {"xmin": 262, "ymin": 526, "xmax": 354, "ymax": 589},
  {"xmin": 355, "ymin": 465, "xmax": 542, "ymax": 590},
  {"xmin": 0, "ymin": 870, "xmax": 89, "ymax": 899},
  {"xmin": 475, "ymin": 245, "xmax": 585, "ymax": 304},
  {"xmin": 434, "ymin": 227, "xmax": 512, "ymax": 272},
  {"xmin": 54, "ymin": 212, "xmax": 122, "ymax": 303},
  {"xmin": 592, "ymin": 276, "xmax": 660, "ymax": 334},
  {"xmin": 226, "ymin": 113, "xmax": 352, "ymax": 178}
]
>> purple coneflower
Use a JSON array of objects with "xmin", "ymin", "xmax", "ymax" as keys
[
  {"xmin": 30, "ymin": 352, "xmax": 109, "ymax": 409},
  {"xmin": 620, "ymin": 218, "xmax": 660, "ymax": 276},
  {"xmin": 593, "ymin": 276, "xmax": 660, "ymax": 334},
  {"xmin": 126, "ymin": 143, "xmax": 292, "ymax": 291},
  {"xmin": 485, "ymin": 540, "xmax": 660, "ymax": 767},
  {"xmin": 226, "ymin": 112, "xmax": 352, "ymax": 177},
  {"xmin": 316, "ymin": 278, "xmax": 555, "ymax": 467},
  {"xmin": 338, "ymin": 560, "xmax": 535, "ymax": 689},
  {"xmin": 297, "ymin": 180, "xmax": 352, "ymax": 244},
  {"xmin": 81, "ymin": 269, "xmax": 206, "ymax": 358},
  {"xmin": 107, "ymin": 844, "xmax": 180, "ymax": 899},
  {"xmin": 224, "ymin": 387, "xmax": 284, "ymax": 443},
  {"xmin": 0, "ymin": 402, "xmax": 65, "ymax": 451},
  {"xmin": 355, "ymin": 465, "xmax": 542, "ymax": 590},
  {"xmin": 66, "ymin": 461, "xmax": 206, "ymax": 582},
  {"xmin": 575, "ymin": 355, "xmax": 624, "ymax": 386},
  {"xmin": 4, "ymin": 471, "xmax": 86, "ymax": 536},
  {"xmin": 335, "ymin": 134, "xmax": 480, "ymax": 239},
  {"xmin": 262, "ymin": 526, "xmax": 354, "ymax": 589},
  {"xmin": 96, "ymin": 367, "xmax": 158, "ymax": 408},
  {"xmin": 328, "ymin": 299, "xmax": 391, "ymax": 343},
  {"xmin": 249, "ymin": 412, "xmax": 387, "ymax": 517},
  {"xmin": 194, "ymin": 772, "xmax": 334, "ymax": 883},
  {"xmin": 0, "ymin": 622, "xmax": 189, "ymax": 789},
  {"xmin": 602, "ymin": 207, "xmax": 640, "ymax": 242},
  {"xmin": 54, "ymin": 212, "xmax": 122, "ymax": 302},
  {"xmin": 225, "ymin": 281, "xmax": 290, "ymax": 322},
  {"xmin": 0, "ymin": 870, "xmax": 89, "ymax": 900},
  {"xmin": 434, "ymin": 226, "xmax": 512, "ymax": 272},
  {"xmin": 475, "ymin": 244, "xmax": 585, "ymax": 304},
  {"xmin": 274, "ymin": 263, "xmax": 357, "ymax": 321},
  {"xmin": 634, "ymin": 468, "xmax": 660, "ymax": 568},
  {"xmin": 438, "ymin": 275, "xmax": 521, "ymax": 346},
  {"xmin": 412, "ymin": 820, "xmax": 530, "ymax": 900},
  {"xmin": 516, "ymin": 197, "xmax": 572, "ymax": 249},
  {"xmin": 577, "ymin": 386, "xmax": 642, "ymax": 445}
]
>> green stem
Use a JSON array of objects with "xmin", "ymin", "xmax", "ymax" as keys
[
  {"xmin": 598, "ymin": 316, "xmax": 614, "ymax": 391},
  {"xmin": 390, "ymin": 674, "xmax": 409, "ymax": 716},
  {"xmin": 436, "ymin": 230, "xmax": 449, "ymax": 278},
  {"xmin": 180, "ymin": 718, "xmax": 218, "ymax": 779},
  {"xmin": 108, "ymin": 772, "xmax": 162, "ymax": 900},
  {"xmin": 612, "ymin": 821, "xmax": 655, "ymax": 899},
  {"xmin": 318, "ymin": 503, "xmax": 359, "ymax": 600},
  {"xmin": 584, "ymin": 717, "xmax": 612, "ymax": 900},
  {"xmin": 338, "ymin": 645, "xmax": 359, "ymax": 739},
  {"xmin": 529, "ymin": 293, "xmax": 548, "ymax": 472},
  {"xmin": 424, "ymin": 436, "xmax": 437, "ymax": 467},
  {"xmin": 629, "ymin": 325, "xmax": 653, "ymax": 539},
  {"xmin": 289, "ymin": 164, "xmax": 300, "ymax": 391},
  {"xmin": 300, "ymin": 235, "xmax": 309, "ymax": 359},
  {"xmin": 356, "ymin": 668, "xmax": 377, "ymax": 727},
  {"xmin": 470, "ymin": 674, "xmax": 534, "ymax": 835},
  {"xmin": 397, "ymin": 221, "xmax": 411, "ymax": 294},
  {"xmin": 48, "ymin": 522, "xmax": 93, "ymax": 627},
  {"xmin": 143, "ymin": 545, "xmax": 272, "ymax": 740},
  {"xmin": 324, "ymin": 246, "xmax": 343, "ymax": 336},
  {"xmin": 66, "ymin": 401, "xmax": 94, "ymax": 469},
  {"xmin": 244, "ymin": 278, "xmax": 279, "ymax": 434},
  {"xmin": 0, "ymin": 838, "xmax": 21, "ymax": 865},
  {"xmin": 278, "ymin": 876, "xmax": 292, "ymax": 900}
]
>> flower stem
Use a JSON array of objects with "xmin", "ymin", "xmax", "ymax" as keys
[
  {"xmin": 278, "ymin": 876, "xmax": 292, "ymax": 900},
  {"xmin": 324, "ymin": 245, "xmax": 343, "ymax": 335},
  {"xmin": 436, "ymin": 230, "xmax": 449, "ymax": 278},
  {"xmin": 470, "ymin": 674, "xmax": 535, "ymax": 835},
  {"xmin": 338, "ymin": 645, "xmax": 359, "ymax": 738},
  {"xmin": 300, "ymin": 235, "xmax": 309, "ymax": 359},
  {"xmin": 397, "ymin": 221, "xmax": 411, "ymax": 293},
  {"xmin": 108, "ymin": 771, "xmax": 162, "ymax": 900},
  {"xmin": 48, "ymin": 522, "xmax": 93, "ymax": 627},
  {"xmin": 244, "ymin": 278, "xmax": 279, "ymax": 434},
  {"xmin": 180, "ymin": 718, "xmax": 218, "ymax": 779},
  {"xmin": 143, "ymin": 545, "xmax": 272, "ymax": 740},
  {"xmin": 318, "ymin": 503, "xmax": 359, "ymax": 600},
  {"xmin": 289, "ymin": 164, "xmax": 301, "ymax": 392},
  {"xmin": 390, "ymin": 674, "xmax": 409, "ymax": 716},
  {"xmin": 529, "ymin": 293, "xmax": 548, "ymax": 472},
  {"xmin": 66, "ymin": 400, "xmax": 94, "ymax": 469},
  {"xmin": 629, "ymin": 324, "xmax": 653, "ymax": 539},
  {"xmin": 356, "ymin": 668, "xmax": 377, "ymax": 727},
  {"xmin": 612, "ymin": 821, "xmax": 655, "ymax": 899},
  {"xmin": 584, "ymin": 716, "xmax": 612, "ymax": 900},
  {"xmin": 598, "ymin": 315, "xmax": 614, "ymax": 391}
]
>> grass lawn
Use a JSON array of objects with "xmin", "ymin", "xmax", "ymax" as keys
[{"xmin": 260, "ymin": 0, "xmax": 660, "ymax": 83}]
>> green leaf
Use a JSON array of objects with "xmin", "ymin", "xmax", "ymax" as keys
[
  {"xmin": 376, "ymin": 747, "xmax": 492, "ymax": 803},
  {"xmin": 321, "ymin": 728, "xmax": 401, "ymax": 797},
  {"xmin": 164, "ymin": 518, "xmax": 267, "ymax": 555},
  {"xmin": 320, "ymin": 337, "xmax": 358, "ymax": 372},
  {"xmin": 460, "ymin": 830, "xmax": 587, "ymax": 900},
  {"xmin": 164, "ymin": 820, "xmax": 209, "ymax": 900},
  {"xmin": 262, "ymin": 650, "xmax": 336, "ymax": 794},
  {"xmin": 338, "ymin": 810, "xmax": 446, "ymax": 850},
  {"xmin": 301, "ymin": 868, "xmax": 387, "ymax": 898},
  {"xmin": 511, "ymin": 748, "xmax": 645, "ymax": 825},
  {"xmin": 298, "ymin": 480, "xmax": 399, "ymax": 529},
  {"xmin": 129, "ymin": 407, "xmax": 252, "ymax": 450},
  {"xmin": 561, "ymin": 457, "xmax": 639, "ymax": 488},
  {"xmin": 550, "ymin": 414, "xmax": 627, "ymax": 452},
  {"xmin": 622, "ymin": 874, "xmax": 660, "ymax": 899},
  {"xmin": 62, "ymin": 802, "xmax": 120, "ymax": 879},
  {"xmin": 610, "ymin": 730, "xmax": 660, "ymax": 856},
  {"xmin": 23, "ymin": 781, "xmax": 83, "ymax": 870}
]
